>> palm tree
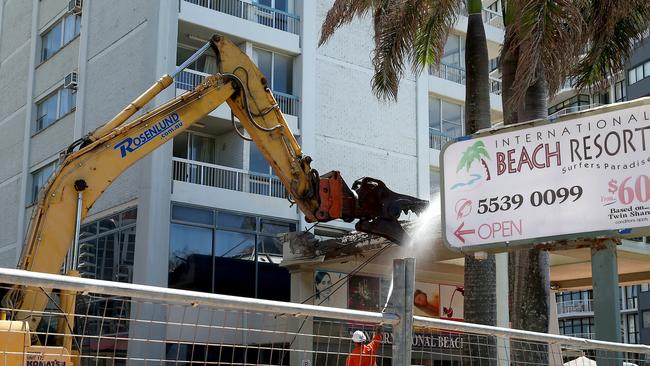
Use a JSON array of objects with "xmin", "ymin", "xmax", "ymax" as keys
[
  {"xmin": 320, "ymin": 0, "xmax": 650, "ymax": 354},
  {"xmin": 456, "ymin": 141, "xmax": 491, "ymax": 180}
]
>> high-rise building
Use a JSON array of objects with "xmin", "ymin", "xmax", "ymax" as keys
[{"xmin": 0, "ymin": 0, "xmax": 505, "ymax": 287}]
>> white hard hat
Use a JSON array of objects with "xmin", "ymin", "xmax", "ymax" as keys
[{"xmin": 352, "ymin": 330, "xmax": 367, "ymax": 343}]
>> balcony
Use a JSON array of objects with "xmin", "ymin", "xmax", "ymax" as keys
[
  {"xmin": 175, "ymin": 69, "xmax": 300, "ymax": 117},
  {"xmin": 429, "ymin": 64, "xmax": 503, "ymax": 96},
  {"xmin": 548, "ymin": 103, "xmax": 601, "ymax": 122},
  {"xmin": 557, "ymin": 299, "xmax": 593, "ymax": 315},
  {"xmin": 183, "ymin": 0, "xmax": 300, "ymax": 35},
  {"xmin": 481, "ymin": 8, "xmax": 504, "ymax": 30},
  {"xmin": 172, "ymin": 157, "xmax": 288, "ymax": 199},
  {"xmin": 429, "ymin": 128, "xmax": 456, "ymax": 150}
]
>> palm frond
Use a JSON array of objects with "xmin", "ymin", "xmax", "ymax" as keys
[
  {"xmin": 572, "ymin": 0, "xmax": 650, "ymax": 91},
  {"xmin": 414, "ymin": 0, "xmax": 459, "ymax": 68},
  {"xmin": 319, "ymin": 0, "xmax": 374, "ymax": 46},
  {"xmin": 502, "ymin": 0, "xmax": 584, "ymax": 109}
]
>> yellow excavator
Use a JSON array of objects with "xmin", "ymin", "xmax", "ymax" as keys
[{"xmin": 0, "ymin": 34, "xmax": 427, "ymax": 365}]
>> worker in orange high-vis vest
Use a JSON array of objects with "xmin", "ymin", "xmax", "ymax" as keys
[{"xmin": 346, "ymin": 325, "xmax": 383, "ymax": 366}]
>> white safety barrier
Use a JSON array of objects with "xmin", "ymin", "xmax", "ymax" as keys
[{"xmin": 0, "ymin": 267, "xmax": 648, "ymax": 365}]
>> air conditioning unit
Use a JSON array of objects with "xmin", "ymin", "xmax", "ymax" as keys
[
  {"xmin": 64, "ymin": 72, "xmax": 78, "ymax": 90},
  {"xmin": 68, "ymin": 0, "xmax": 82, "ymax": 15}
]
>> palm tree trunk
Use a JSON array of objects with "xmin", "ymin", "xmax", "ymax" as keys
[
  {"xmin": 508, "ymin": 64, "xmax": 551, "ymax": 365},
  {"xmin": 463, "ymin": 1, "xmax": 497, "ymax": 364}
]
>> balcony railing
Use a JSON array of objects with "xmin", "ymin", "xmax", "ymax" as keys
[
  {"xmin": 459, "ymin": 6, "xmax": 504, "ymax": 30},
  {"xmin": 173, "ymin": 157, "xmax": 288, "ymax": 199},
  {"xmin": 548, "ymin": 103, "xmax": 601, "ymax": 121},
  {"xmin": 489, "ymin": 77, "xmax": 502, "ymax": 95},
  {"xmin": 183, "ymin": 0, "xmax": 300, "ymax": 34},
  {"xmin": 174, "ymin": 69, "xmax": 300, "ymax": 116},
  {"xmin": 429, "ymin": 64, "xmax": 503, "ymax": 96},
  {"xmin": 557, "ymin": 299, "xmax": 593, "ymax": 315},
  {"xmin": 430, "ymin": 64, "xmax": 466, "ymax": 85},
  {"xmin": 482, "ymin": 8, "xmax": 504, "ymax": 30},
  {"xmin": 429, "ymin": 128, "xmax": 456, "ymax": 150},
  {"xmin": 565, "ymin": 333, "xmax": 595, "ymax": 340}
]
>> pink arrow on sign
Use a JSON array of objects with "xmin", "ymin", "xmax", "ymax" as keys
[{"xmin": 454, "ymin": 222, "xmax": 475, "ymax": 243}]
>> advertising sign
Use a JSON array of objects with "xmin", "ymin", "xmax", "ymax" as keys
[{"xmin": 441, "ymin": 98, "xmax": 650, "ymax": 252}]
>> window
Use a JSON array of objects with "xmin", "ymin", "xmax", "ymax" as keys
[
  {"xmin": 623, "ymin": 285, "xmax": 638, "ymax": 310},
  {"xmin": 75, "ymin": 207, "xmax": 136, "ymax": 351},
  {"xmin": 641, "ymin": 284, "xmax": 649, "ymax": 292},
  {"xmin": 628, "ymin": 313, "xmax": 639, "ymax": 344},
  {"xmin": 168, "ymin": 204, "xmax": 297, "ymax": 300},
  {"xmin": 442, "ymin": 34, "xmax": 465, "ymax": 69},
  {"xmin": 628, "ymin": 62, "xmax": 650, "ymax": 86},
  {"xmin": 643, "ymin": 311, "xmax": 650, "ymax": 328},
  {"xmin": 615, "ymin": 80, "xmax": 627, "ymax": 102},
  {"xmin": 548, "ymin": 94, "xmax": 590, "ymax": 116},
  {"xmin": 41, "ymin": 14, "xmax": 81, "ymax": 62},
  {"xmin": 252, "ymin": 47, "xmax": 293, "ymax": 94},
  {"xmin": 30, "ymin": 162, "xmax": 56, "ymax": 203},
  {"xmin": 558, "ymin": 317, "xmax": 594, "ymax": 337},
  {"xmin": 36, "ymin": 88, "xmax": 77, "ymax": 132},
  {"xmin": 429, "ymin": 97, "xmax": 463, "ymax": 150}
]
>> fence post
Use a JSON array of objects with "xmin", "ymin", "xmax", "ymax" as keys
[{"xmin": 384, "ymin": 258, "xmax": 415, "ymax": 365}]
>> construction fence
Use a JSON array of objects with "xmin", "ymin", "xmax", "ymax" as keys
[{"xmin": 1, "ymin": 265, "xmax": 649, "ymax": 366}]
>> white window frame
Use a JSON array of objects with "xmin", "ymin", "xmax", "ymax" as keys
[
  {"xmin": 428, "ymin": 96, "xmax": 465, "ymax": 137},
  {"xmin": 251, "ymin": 46, "xmax": 294, "ymax": 95},
  {"xmin": 30, "ymin": 161, "xmax": 57, "ymax": 204},
  {"xmin": 35, "ymin": 87, "xmax": 77, "ymax": 133},
  {"xmin": 40, "ymin": 13, "xmax": 81, "ymax": 62}
]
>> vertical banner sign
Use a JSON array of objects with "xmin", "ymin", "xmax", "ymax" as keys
[{"xmin": 441, "ymin": 98, "xmax": 650, "ymax": 252}]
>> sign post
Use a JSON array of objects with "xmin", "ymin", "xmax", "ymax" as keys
[
  {"xmin": 441, "ymin": 98, "xmax": 650, "ymax": 345},
  {"xmin": 591, "ymin": 240, "xmax": 622, "ymax": 365}
]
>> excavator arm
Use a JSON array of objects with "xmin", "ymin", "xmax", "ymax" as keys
[{"xmin": 3, "ymin": 34, "xmax": 427, "ymax": 335}]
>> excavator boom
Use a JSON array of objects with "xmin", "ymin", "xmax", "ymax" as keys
[{"xmin": 1, "ymin": 35, "xmax": 428, "ymax": 350}]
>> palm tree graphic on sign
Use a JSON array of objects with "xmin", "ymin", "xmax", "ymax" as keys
[{"xmin": 456, "ymin": 141, "xmax": 491, "ymax": 182}]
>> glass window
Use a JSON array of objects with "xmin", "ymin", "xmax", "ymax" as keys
[
  {"xmin": 41, "ymin": 22, "xmax": 62, "ymax": 61},
  {"xmin": 252, "ymin": 47, "xmax": 293, "ymax": 94},
  {"xmin": 173, "ymin": 131, "xmax": 189, "ymax": 159},
  {"xmin": 98, "ymin": 214, "xmax": 119, "ymax": 234},
  {"xmin": 261, "ymin": 219, "xmax": 295, "ymax": 234},
  {"xmin": 641, "ymin": 284, "xmax": 649, "ymax": 292},
  {"xmin": 429, "ymin": 97, "xmax": 441, "ymax": 130},
  {"xmin": 249, "ymin": 143, "xmax": 271, "ymax": 175},
  {"xmin": 636, "ymin": 66, "xmax": 644, "ymax": 82},
  {"xmin": 41, "ymin": 14, "xmax": 81, "ymax": 62},
  {"xmin": 441, "ymin": 100, "xmax": 463, "ymax": 137},
  {"xmin": 30, "ymin": 162, "xmax": 56, "ymax": 203},
  {"xmin": 253, "ymin": 48, "xmax": 273, "ymax": 84},
  {"xmin": 273, "ymin": 53, "xmax": 293, "ymax": 94},
  {"xmin": 172, "ymin": 205, "xmax": 213, "ymax": 225},
  {"xmin": 217, "ymin": 212, "xmax": 256, "ymax": 231},
  {"xmin": 643, "ymin": 311, "xmax": 650, "ymax": 328},
  {"xmin": 35, "ymin": 88, "xmax": 77, "ymax": 132},
  {"xmin": 36, "ymin": 93, "xmax": 58, "ymax": 131},
  {"xmin": 59, "ymin": 88, "xmax": 76, "ymax": 117},
  {"xmin": 169, "ymin": 223, "xmax": 213, "ymax": 292},
  {"xmin": 442, "ymin": 34, "xmax": 463, "ymax": 68},
  {"xmin": 257, "ymin": 235, "xmax": 282, "ymax": 257},
  {"xmin": 215, "ymin": 230, "xmax": 255, "ymax": 259},
  {"xmin": 189, "ymin": 133, "xmax": 215, "ymax": 163},
  {"xmin": 627, "ymin": 313, "xmax": 639, "ymax": 343},
  {"xmin": 629, "ymin": 69, "xmax": 638, "ymax": 85}
]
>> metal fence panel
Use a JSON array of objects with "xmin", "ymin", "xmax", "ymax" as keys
[{"xmin": 1, "ymin": 268, "xmax": 649, "ymax": 365}]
